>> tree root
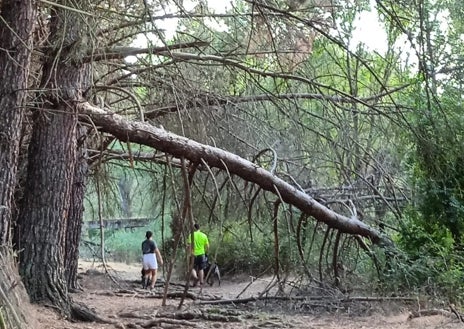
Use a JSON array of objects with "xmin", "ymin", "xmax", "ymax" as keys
[
  {"xmin": 140, "ymin": 318, "xmax": 199, "ymax": 328},
  {"xmin": 111, "ymin": 288, "xmax": 221, "ymax": 301},
  {"xmin": 118, "ymin": 308, "xmax": 251, "ymax": 328},
  {"xmin": 157, "ymin": 309, "xmax": 244, "ymax": 322},
  {"xmin": 71, "ymin": 301, "xmax": 119, "ymax": 325},
  {"xmin": 199, "ymin": 295, "xmax": 417, "ymax": 305}
]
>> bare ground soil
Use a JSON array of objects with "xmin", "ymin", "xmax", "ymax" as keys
[{"xmin": 31, "ymin": 261, "xmax": 464, "ymax": 329}]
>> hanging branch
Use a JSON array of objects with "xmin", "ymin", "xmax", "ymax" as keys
[
  {"xmin": 159, "ymin": 158, "xmax": 168, "ymax": 284},
  {"xmin": 247, "ymin": 187, "xmax": 262, "ymax": 243},
  {"xmin": 178, "ymin": 158, "xmax": 199, "ymax": 309},
  {"xmin": 296, "ymin": 213, "xmax": 313, "ymax": 280},
  {"xmin": 91, "ymin": 131, "xmax": 120, "ymax": 287},
  {"xmin": 332, "ymin": 231, "xmax": 342, "ymax": 287},
  {"xmin": 247, "ymin": 148, "xmax": 279, "ymax": 243},
  {"xmin": 319, "ymin": 228, "xmax": 331, "ymax": 282},
  {"xmin": 272, "ymin": 199, "xmax": 281, "ymax": 288},
  {"xmin": 161, "ymin": 155, "xmax": 185, "ymax": 307},
  {"xmin": 95, "ymin": 169, "xmax": 119, "ymax": 287}
]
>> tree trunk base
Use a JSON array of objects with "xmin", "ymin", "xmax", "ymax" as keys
[
  {"xmin": 70, "ymin": 301, "xmax": 116, "ymax": 324},
  {"xmin": 0, "ymin": 247, "xmax": 32, "ymax": 329}
]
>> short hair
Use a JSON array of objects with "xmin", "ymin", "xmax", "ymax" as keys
[
  {"xmin": 194, "ymin": 223, "xmax": 200, "ymax": 230},
  {"xmin": 145, "ymin": 231, "xmax": 153, "ymax": 239}
]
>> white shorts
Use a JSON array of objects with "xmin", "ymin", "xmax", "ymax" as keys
[{"xmin": 142, "ymin": 253, "xmax": 158, "ymax": 270}]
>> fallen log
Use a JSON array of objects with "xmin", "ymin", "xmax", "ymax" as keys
[{"xmin": 80, "ymin": 102, "xmax": 389, "ymax": 245}]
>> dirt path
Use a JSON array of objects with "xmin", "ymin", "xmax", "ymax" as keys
[{"xmin": 31, "ymin": 261, "xmax": 463, "ymax": 329}]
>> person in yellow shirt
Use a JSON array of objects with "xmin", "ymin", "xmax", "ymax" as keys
[{"xmin": 186, "ymin": 223, "xmax": 209, "ymax": 287}]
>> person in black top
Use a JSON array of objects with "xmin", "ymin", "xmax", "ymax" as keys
[{"xmin": 142, "ymin": 230, "xmax": 163, "ymax": 290}]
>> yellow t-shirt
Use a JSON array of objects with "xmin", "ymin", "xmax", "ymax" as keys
[{"xmin": 187, "ymin": 231, "xmax": 209, "ymax": 256}]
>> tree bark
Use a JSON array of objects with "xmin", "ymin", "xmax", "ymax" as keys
[
  {"xmin": 0, "ymin": 0, "xmax": 37, "ymax": 328},
  {"xmin": 65, "ymin": 125, "xmax": 89, "ymax": 290},
  {"xmin": 0, "ymin": 0, "xmax": 35, "ymax": 244},
  {"xmin": 17, "ymin": 0, "xmax": 91, "ymax": 315},
  {"xmin": 18, "ymin": 100, "xmax": 77, "ymax": 312},
  {"xmin": 80, "ymin": 103, "xmax": 387, "ymax": 245}
]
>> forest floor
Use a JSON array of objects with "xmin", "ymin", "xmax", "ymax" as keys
[{"xmin": 31, "ymin": 260, "xmax": 464, "ymax": 329}]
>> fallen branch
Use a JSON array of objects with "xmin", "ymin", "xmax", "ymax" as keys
[
  {"xmin": 156, "ymin": 309, "xmax": 245, "ymax": 323},
  {"xmin": 449, "ymin": 304, "xmax": 464, "ymax": 322},
  {"xmin": 199, "ymin": 295, "xmax": 418, "ymax": 305},
  {"xmin": 407, "ymin": 309, "xmax": 453, "ymax": 320},
  {"xmin": 141, "ymin": 317, "xmax": 199, "ymax": 328},
  {"xmin": 80, "ymin": 102, "xmax": 389, "ymax": 246}
]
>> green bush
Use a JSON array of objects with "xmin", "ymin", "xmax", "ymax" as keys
[
  {"xmin": 396, "ymin": 210, "xmax": 454, "ymax": 259},
  {"xmin": 80, "ymin": 222, "xmax": 168, "ymax": 264},
  {"xmin": 382, "ymin": 209, "xmax": 464, "ymax": 304},
  {"xmin": 207, "ymin": 227, "xmax": 274, "ymax": 275}
]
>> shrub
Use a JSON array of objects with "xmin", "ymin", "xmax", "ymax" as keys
[{"xmin": 382, "ymin": 209, "xmax": 464, "ymax": 304}]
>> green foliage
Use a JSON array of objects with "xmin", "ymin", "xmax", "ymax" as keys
[
  {"xmin": 407, "ymin": 90, "xmax": 464, "ymax": 243},
  {"xmin": 381, "ymin": 247, "xmax": 464, "ymax": 304},
  {"xmin": 385, "ymin": 0, "xmax": 464, "ymax": 300},
  {"xmin": 104, "ymin": 229, "xmax": 143, "ymax": 264},
  {"xmin": 384, "ymin": 209, "xmax": 464, "ymax": 303},
  {"xmin": 80, "ymin": 221, "xmax": 169, "ymax": 264},
  {"xmin": 84, "ymin": 156, "xmax": 169, "ymax": 222},
  {"xmin": 209, "ymin": 225, "xmax": 275, "ymax": 275},
  {"xmin": 396, "ymin": 209, "xmax": 454, "ymax": 258}
]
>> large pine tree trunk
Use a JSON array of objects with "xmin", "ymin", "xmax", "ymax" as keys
[
  {"xmin": 65, "ymin": 125, "xmax": 89, "ymax": 290},
  {"xmin": 18, "ymin": 101, "xmax": 77, "ymax": 312},
  {"xmin": 17, "ymin": 0, "xmax": 90, "ymax": 314},
  {"xmin": 0, "ymin": 0, "xmax": 37, "ymax": 328},
  {"xmin": 0, "ymin": 0, "xmax": 35, "ymax": 244}
]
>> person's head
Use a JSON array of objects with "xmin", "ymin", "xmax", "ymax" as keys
[
  {"xmin": 194, "ymin": 223, "xmax": 200, "ymax": 231},
  {"xmin": 145, "ymin": 231, "xmax": 153, "ymax": 239}
]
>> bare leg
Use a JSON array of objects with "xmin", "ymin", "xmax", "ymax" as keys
[
  {"xmin": 198, "ymin": 269, "xmax": 204, "ymax": 285},
  {"xmin": 143, "ymin": 269, "xmax": 150, "ymax": 289},
  {"xmin": 191, "ymin": 268, "xmax": 198, "ymax": 280},
  {"xmin": 150, "ymin": 269, "xmax": 158, "ymax": 289},
  {"xmin": 191, "ymin": 269, "xmax": 199, "ymax": 286}
]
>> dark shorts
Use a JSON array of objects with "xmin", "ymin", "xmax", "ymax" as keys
[{"xmin": 193, "ymin": 254, "xmax": 207, "ymax": 271}]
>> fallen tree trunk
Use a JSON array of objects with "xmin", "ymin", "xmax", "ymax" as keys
[{"xmin": 80, "ymin": 102, "xmax": 388, "ymax": 245}]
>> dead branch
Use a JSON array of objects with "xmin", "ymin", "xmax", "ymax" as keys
[
  {"xmin": 449, "ymin": 303, "xmax": 464, "ymax": 322},
  {"xmin": 407, "ymin": 309, "xmax": 453, "ymax": 320},
  {"xmin": 157, "ymin": 309, "xmax": 244, "ymax": 322},
  {"xmin": 141, "ymin": 318, "xmax": 199, "ymax": 328},
  {"xmin": 83, "ymin": 41, "xmax": 208, "ymax": 62},
  {"xmin": 118, "ymin": 290, "xmax": 199, "ymax": 300},
  {"xmin": 199, "ymin": 295, "xmax": 418, "ymax": 305},
  {"xmin": 134, "ymin": 309, "xmax": 247, "ymax": 328},
  {"xmin": 145, "ymin": 90, "xmax": 409, "ymax": 119},
  {"xmin": 178, "ymin": 158, "xmax": 197, "ymax": 309}
]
